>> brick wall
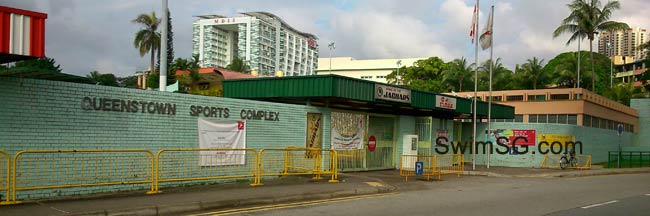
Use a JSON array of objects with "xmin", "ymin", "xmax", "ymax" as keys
[{"xmin": 0, "ymin": 77, "xmax": 332, "ymax": 199}]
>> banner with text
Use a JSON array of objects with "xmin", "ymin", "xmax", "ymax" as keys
[
  {"xmin": 198, "ymin": 118, "xmax": 247, "ymax": 166},
  {"xmin": 331, "ymin": 112, "xmax": 365, "ymax": 150},
  {"xmin": 435, "ymin": 95, "xmax": 457, "ymax": 110},
  {"xmin": 375, "ymin": 84, "xmax": 411, "ymax": 103},
  {"xmin": 538, "ymin": 134, "xmax": 575, "ymax": 149},
  {"xmin": 503, "ymin": 129, "xmax": 536, "ymax": 146}
]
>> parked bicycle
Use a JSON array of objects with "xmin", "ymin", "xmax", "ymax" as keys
[{"xmin": 560, "ymin": 149, "xmax": 578, "ymax": 169}]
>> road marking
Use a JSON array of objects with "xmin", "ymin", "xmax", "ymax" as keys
[
  {"xmin": 645, "ymin": 194, "xmax": 650, "ymax": 196},
  {"xmin": 365, "ymin": 182, "xmax": 384, "ymax": 187},
  {"xmin": 187, "ymin": 192, "xmax": 399, "ymax": 216},
  {"xmin": 581, "ymin": 200, "xmax": 618, "ymax": 209}
]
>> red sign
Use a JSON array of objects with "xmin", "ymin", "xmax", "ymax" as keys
[
  {"xmin": 368, "ymin": 135, "xmax": 377, "ymax": 152},
  {"xmin": 509, "ymin": 130, "xmax": 536, "ymax": 146},
  {"xmin": 237, "ymin": 121, "xmax": 245, "ymax": 130},
  {"xmin": 307, "ymin": 38, "xmax": 317, "ymax": 48}
]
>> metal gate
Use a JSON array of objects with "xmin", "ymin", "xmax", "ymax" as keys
[
  {"xmin": 416, "ymin": 117, "xmax": 433, "ymax": 155},
  {"xmin": 336, "ymin": 114, "xmax": 396, "ymax": 171}
]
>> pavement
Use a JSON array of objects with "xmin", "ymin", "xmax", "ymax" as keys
[{"xmin": 0, "ymin": 166, "xmax": 649, "ymax": 216}]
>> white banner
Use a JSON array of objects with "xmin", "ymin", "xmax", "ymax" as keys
[
  {"xmin": 435, "ymin": 95, "xmax": 457, "ymax": 110},
  {"xmin": 198, "ymin": 118, "xmax": 246, "ymax": 166},
  {"xmin": 331, "ymin": 112, "xmax": 365, "ymax": 150}
]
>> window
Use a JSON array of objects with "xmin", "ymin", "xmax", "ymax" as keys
[
  {"xmin": 538, "ymin": 114, "xmax": 548, "ymax": 123},
  {"xmin": 583, "ymin": 115, "xmax": 591, "ymax": 127},
  {"xmin": 198, "ymin": 82, "xmax": 210, "ymax": 90},
  {"xmin": 506, "ymin": 95, "xmax": 523, "ymax": 101},
  {"xmin": 593, "ymin": 117, "xmax": 601, "ymax": 128},
  {"xmin": 558, "ymin": 114, "xmax": 567, "ymax": 124},
  {"xmin": 550, "ymin": 94, "xmax": 570, "ymax": 100},
  {"xmin": 568, "ymin": 115, "xmax": 577, "ymax": 125},
  {"xmin": 548, "ymin": 114, "xmax": 558, "ymax": 124},
  {"xmin": 529, "ymin": 114, "xmax": 538, "ymax": 123},
  {"xmin": 489, "ymin": 96, "xmax": 502, "ymax": 101},
  {"xmin": 514, "ymin": 115, "xmax": 524, "ymax": 122},
  {"xmin": 528, "ymin": 95, "xmax": 546, "ymax": 101}
]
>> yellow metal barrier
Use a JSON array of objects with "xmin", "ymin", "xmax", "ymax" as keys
[
  {"xmin": 9, "ymin": 149, "xmax": 155, "ymax": 204},
  {"xmin": 435, "ymin": 154, "xmax": 465, "ymax": 178},
  {"xmin": 154, "ymin": 148, "xmax": 260, "ymax": 192},
  {"xmin": 258, "ymin": 147, "xmax": 338, "ymax": 184},
  {"xmin": 0, "ymin": 150, "xmax": 9, "ymax": 205},
  {"xmin": 399, "ymin": 155, "xmax": 437, "ymax": 182},
  {"xmin": 541, "ymin": 154, "xmax": 592, "ymax": 170}
]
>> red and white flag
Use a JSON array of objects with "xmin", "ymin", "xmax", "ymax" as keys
[
  {"xmin": 480, "ymin": 6, "xmax": 494, "ymax": 50},
  {"xmin": 469, "ymin": 2, "xmax": 478, "ymax": 43}
]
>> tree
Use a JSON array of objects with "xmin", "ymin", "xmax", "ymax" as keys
[
  {"xmin": 520, "ymin": 57, "xmax": 547, "ymax": 90},
  {"xmin": 443, "ymin": 57, "xmax": 474, "ymax": 92},
  {"xmin": 225, "ymin": 57, "xmax": 251, "ymax": 73},
  {"xmin": 544, "ymin": 51, "xmax": 591, "ymax": 88},
  {"xmin": 639, "ymin": 40, "xmax": 650, "ymax": 61},
  {"xmin": 553, "ymin": 0, "xmax": 629, "ymax": 91},
  {"xmin": 10, "ymin": 57, "xmax": 62, "ymax": 73},
  {"xmin": 386, "ymin": 57, "xmax": 449, "ymax": 93},
  {"xmin": 87, "ymin": 71, "xmax": 118, "ymax": 86},
  {"xmin": 478, "ymin": 57, "xmax": 514, "ymax": 91},
  {"xmin": 132, "ymin": 11, "xmax": 161, "ymax": 77}
]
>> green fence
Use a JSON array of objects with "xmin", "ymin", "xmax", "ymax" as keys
[{"xmin": 607, "ymin": 151, "xmax": 650, "ymax": 168}]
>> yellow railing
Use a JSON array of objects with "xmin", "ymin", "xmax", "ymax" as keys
[
  {"xmin": 9, "ymin": 149, "xmax": 155, "ymax": 204},
  {"xmin": 258, "ymin": 147, "xmax": 339, "ymax": 184},
  {"xmin": 0, "ymin": 150, "xmax": 9, "ymax": 205},
  {"xmin": 541, "ymin": 154, "xmax": 592, "ymax": 170},
  {"xmin": 0, "ymin": 147, "xmax": 340, "ymax": 204},
  {"xmin": 399, "ymin": 155, "xmax": 436, "ymax": 181},
  {"xmin": 154, "ymin": 148, "xmax": 260, "ymax": 192},
  {"xmin": 436, "ymin": 154, "xmax": 465, "ymax": 176},
  {"xmin": 399, "ymin": 154, "xmax": 465, "ymax": 181}
]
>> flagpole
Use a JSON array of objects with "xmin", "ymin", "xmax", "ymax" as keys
[
  {"xmin": 487, "ymin": 5, "xmax": 494, "ymax": 169},
  {"xmin": 472, "ymin": 0, "xmax": 479, "ymax": 171}
]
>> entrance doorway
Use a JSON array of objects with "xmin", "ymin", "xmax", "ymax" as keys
[{"xmin": 365, "ymin": 115, "xmax": 396, "ymax": 170}]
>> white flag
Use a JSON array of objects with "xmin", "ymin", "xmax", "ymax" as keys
[
  {"xmin": 479, "ymin": 6, "xmax": 493, "ymax": 50},
  {"xmin": 469, "ymin": 2, "xmax": 477, "ymax": 43}
]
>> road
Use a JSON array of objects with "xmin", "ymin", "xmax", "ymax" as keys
[{"xmin": 192, "ymin": 173, "xmax": 650, "ymax": 216}]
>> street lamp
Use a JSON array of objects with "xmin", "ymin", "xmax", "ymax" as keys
[
  {"xmin": 608, "ymin": 41, "xmax": 613, "ymax": 88},
  {"xmin": 328, "ymin": 42, "xmax": 336, "ymax": 74},
  {"xmin": 396, "ymin": 60, "xmax": 402, "ymax": 85}
]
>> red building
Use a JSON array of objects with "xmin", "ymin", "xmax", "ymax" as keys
[{"xmin": 0, "ymin": 6, "xmax": 47, "ymax": 63}]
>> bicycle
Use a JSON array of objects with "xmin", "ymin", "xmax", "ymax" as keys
[{"xmin": 559, "ymin": 152, "xmax": 578, "ymax": 169}]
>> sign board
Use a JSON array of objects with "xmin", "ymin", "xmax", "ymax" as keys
[
  {"xmin": 509, "ymin": 129, "xmax": 536, "ymax": 146},
  {"xmin": 435, "ymin": 95, "xmax": 457, "ymax": 110},
  {"xmin": 617, "ymin": 124, "xmax": 624, "ymax": 136},
  {"xmin": 415, "ymin": 161, "xmax": 424, "ymax": 175},
  {"xmin": 306, "ymin": 113, "xmax": 323, "ymax": 149},
  {"xmin": 375, "ymin": 84, "xmax": 411, "ymax": 103},
  {"xmin": 197, "ymin": 118, "xmax": 247, "ymax": 166},
  {"xmin": 368, "ymin": 135, "xmax": 377, "ymax": 152}
]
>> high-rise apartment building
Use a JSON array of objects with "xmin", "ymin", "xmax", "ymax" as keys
[
  {"xmin": 598, "ymin": 27, "xmax": 647, "ymax": 64},
  {"xmin": 192, "ymin": 12, "xmax": 319, "ymax": 77}
]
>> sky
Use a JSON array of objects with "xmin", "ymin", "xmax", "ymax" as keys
[{"xmin": 2, "ymin": 0, "xmax": 649, "ymax": 77}]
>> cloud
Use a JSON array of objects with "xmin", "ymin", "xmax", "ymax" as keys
[{"xmin": 1, "ymin": 0, "xmax": 647, "ymax": 77}]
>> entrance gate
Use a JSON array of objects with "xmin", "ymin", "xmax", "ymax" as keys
[{"xmin": 337, "ymin": 114, "xmax": 396, "ymax": 171}]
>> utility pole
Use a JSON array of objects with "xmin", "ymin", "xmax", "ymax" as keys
[
  {"xmin": 159, "ymin": 0, "xmax": 168, "ymax": 91},
  {"xmin": 328, "ymin": 42, "xmax": 336, "ymax": 74}
]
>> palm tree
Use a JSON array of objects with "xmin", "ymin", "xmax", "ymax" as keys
[
  {"xmin": 521, "ymin": 57, "xmax": 546, "ymax": 89},
  {"xmin": 444, "ymin": 57, "xmax": 474, "ymax": 92},
  {"xmin": 553, "ymin": 0, "xmax": 629, "ymax": 91},
  {"xmin": 132, "ymin": 12, "xmax": 161, "ymax": 76},
  {"xmin": 478, "ymin": 57, "xmax": 514, "ymax": 91}
]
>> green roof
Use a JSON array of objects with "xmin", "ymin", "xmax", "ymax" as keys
[{"xmin": 223, "ymin": 74, "xmax": 514, "ymax": 119}]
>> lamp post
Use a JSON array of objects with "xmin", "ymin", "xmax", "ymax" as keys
[
  {"xmin": 396, "ymin": 60, "xmax": 402, "ymax": 85},
  {"xmin": 608, "ymin": 41, "xmax": 613, "ymax": 88},
  {"xmin": 328, "ymin": 42, "xmax": 336, "ymax": 74}
]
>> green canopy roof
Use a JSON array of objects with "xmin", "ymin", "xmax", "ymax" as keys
[{"xmin": 223, "ymin": 74, "xmax": 514, "ymax": 119}]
